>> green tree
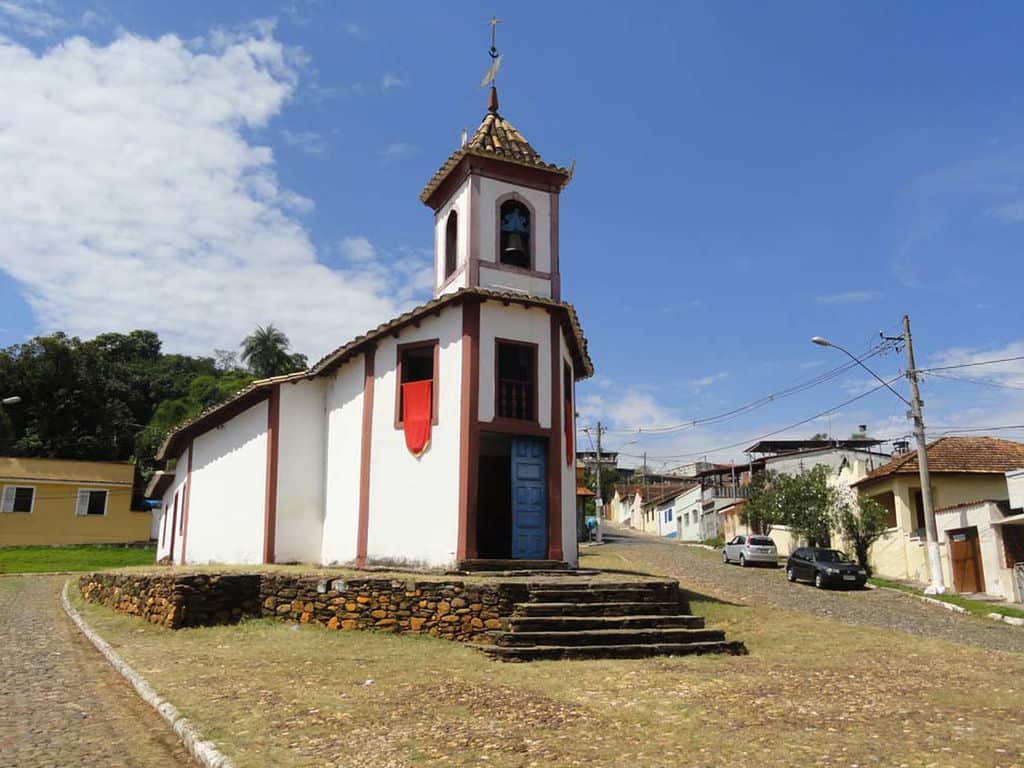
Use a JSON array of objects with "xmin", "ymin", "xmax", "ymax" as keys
[
  {"xmin": 239, "ymin": 324, "xmax": 308, "ymax": 379},
  {"xmin": 833, "ymin": 495, "xmax": 889, "ymax": 576},
  {"xmin": 778, "ymin": 465, "xmax": 835, "ymax": 547},
  {"xmin": 741, "ymin": 470, "xmax": 784, "ymax": 535}
]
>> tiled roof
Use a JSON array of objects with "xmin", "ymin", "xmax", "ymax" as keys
[
  {"xmin": 643, "ymin": 483, "xmax": 699, "ymax": 508},
  {"xmin": 419, "ymin": 89, "xmax": 572, "ymax": 205},
  {"xmin": 157, "ymin": 286, "xmax": 593, "ymax": 461},
  {"xmin": 576, "ymin": 486, "xmax": 595, "ymax": 497},
  {"xmin": 854, "ymin": 437, "xmax": 1024, "ymax": 487}
]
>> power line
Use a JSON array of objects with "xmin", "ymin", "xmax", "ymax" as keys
[
  {"xmin": 924, "ymin": 370, "xmax": 1024, "ymax": 392},
  {"xmin": 917, "ymin": 354, "xmax": 1024, "ymax": 373},
  {"xmin": 613, "ymin": 376, "xmax": 901, "ymax": 461}
]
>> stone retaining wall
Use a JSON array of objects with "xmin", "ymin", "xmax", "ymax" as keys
[
  {"xmin": 79, "ymin": 573, "xmax": 260, "ymax": 628},
  {"xmin": 79, "ymin": 573, "xmax": 531, "ymax": 642}
]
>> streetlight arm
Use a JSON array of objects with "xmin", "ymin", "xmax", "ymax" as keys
[{"xmin": 822, "ymin": 342, "xmax": 912, "ymax": 408}]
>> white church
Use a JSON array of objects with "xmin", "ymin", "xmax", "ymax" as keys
[{"xmin": 148, "ymin": 82, "xmax": 594, "ymax": 570}]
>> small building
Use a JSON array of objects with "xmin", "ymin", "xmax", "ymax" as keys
[
  {"xmin": 639, "ymin": 484, "xmax": 698, "ymax": 537},
  {"xmin": 853, "ymin": 436, "xmax": 1024, "ymax": 591},
  {"xmin": 0, "ymin": 457, "xmax": 150, "ymax": 546},
  {"xmin": 149, "ymin": 82, "xmax": 593, "ymax": 570},
  {"xmin": 671, "ymin": 484, "xmax": 704, "ymax": 541}
]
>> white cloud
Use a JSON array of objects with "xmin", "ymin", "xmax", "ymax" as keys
[
  {"xmin": 280, "ymin": 128, "xmax": 327, "ymax": 155},
  {"xmin": 991, "ymin": 200, "xmax": 1024, "ymax": 222},
  {"xmin": 339, "ymin": 236, "xmax": 376, "ymax": 263},
  {"xmin": 689, "ymin": 372, "xmax": 728, "ymax": 392},
  {"xmin": 0, "ymin": 0, "xmax": 63, "ymax": 37},
  {"xmin": 343, "ymin": 22, "xmax": 366, "ymax": 39},
  {"xmin": 0, "ymin": 27, "xmax": 431, "ymax": 359},
  {"xmin": 381, "ymin": 72, "xmax": 406, "ymax": 90},
  {"xmin": 814, "ymin": 290, "xmax": 882, "ymax": 305},
  {"xmin": 381, "ymin": 141, "xmax": 417, "ymax": 160}
]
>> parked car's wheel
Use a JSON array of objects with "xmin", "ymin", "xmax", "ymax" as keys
[
  {"xmin": 786, "ymin": 567, "xmax": 796, "ymax": 583},
  {"xmin": 722, "ymin": 550, "xmax": 728, "ymax": 564},
  {"xmin": 739, "ymin": 554, "xmax": 746, "ymax": 567},
  {"xmin": 814, "ymin": 572, "xmax": 825, "ymax": 589}
]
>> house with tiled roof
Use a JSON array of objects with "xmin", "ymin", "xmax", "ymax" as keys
[
  {"xmin": 853, "ymin": 436, "xmax": 1024, "ymax": 596},
  {"xmin": 147, "ymin": 81, "xmax": 594, "ymax": 570}
]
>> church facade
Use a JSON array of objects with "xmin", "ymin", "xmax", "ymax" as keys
[{"xmin": 149, "ymin": 86, "xmax": 593, "ymax": 569}]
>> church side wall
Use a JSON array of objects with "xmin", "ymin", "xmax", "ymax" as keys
[
  {"xmin": 435, "ymin": 178, "xmax": 470, "ymax": 297},
  {"xmin": 156, "ymin": 451, "xmax": 189, "ymax": 562},
  {"xmin": 366, "ymin": 310, "xmax": 463, "ymax": 567},
  {"xmin": 478, "ymin": 302, "xmax": 553, "ymax": 428},
  {"xmin": 476, "ymin": 177, "xmax": 552, "ymax": 273},
  {"xmin": 559, "ymin": 326, "xmax": 579, "ymax": 567},
  {"xmin": 185, "ymin": 400, "xmax": 268, "ymax": 565},
  {"xmin": 275, "ymin": 380, "xmax": 326, "ymax": 564},
  {"xmin": 321, "ymin": 359, "xmax": 366, "ymax": 565}
]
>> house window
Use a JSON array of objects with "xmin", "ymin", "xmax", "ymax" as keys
[
  {"xmin": 444, "ymin": 210, "xmax": 458, "ymax": 279},
  {"xmin": 1, "ymin": 486, "xmax": 35, "ymax": 513},
  {"xmin": 909, "ymin": 487, "xmax": 934, "ymax": 538},
  {"xmin": 396, "ymin": 341, "xmax": 438, "ymax": 426},
  {"xmin": 499, "ymin": 199, "xmax": 530, "ymax": 269},
  {"xmin": 76, "ymin": 489, "xmax": 108, "ymax": 516},
  {"xmin": 496, "ymin": 341, "xmax": 536, "ymax": 421},
  {"xmin": 871, "ymin": 491, "xmax": 898, "ymax": 529}
]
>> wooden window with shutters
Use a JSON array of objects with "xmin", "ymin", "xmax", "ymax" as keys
[
  {"xmin": 75, "ymin": 489, "xmax": 109, "ymax": 516},
  {"xmin": 1, "ymin": 485, "xmax": 35, "ymax": 513},
  {"xmin": 495, "ymin": 340, "xmax": 537, "ymax": 421}
]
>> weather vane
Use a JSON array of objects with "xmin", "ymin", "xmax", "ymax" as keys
[{"xmin": 480, "ymin": 16, "xmax": 502, "ymax": 88}]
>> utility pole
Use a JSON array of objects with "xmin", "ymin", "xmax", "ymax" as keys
[
  {"xmin": 902, "ymin": 315, "xmax": 945, "ymax": 594},
  {"xmin": 593, "ymin": 421, "xmax": 603, "ymax": 544}
]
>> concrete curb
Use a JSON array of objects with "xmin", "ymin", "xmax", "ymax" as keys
[
  {"xmin": 876, "ymin": 584, "xmax": 1023, "ymax": 627},
  {"xmin": 61, "ymin": 581, "xmax": 234, "ymax": 768}
]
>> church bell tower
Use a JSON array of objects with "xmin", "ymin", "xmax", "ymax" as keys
[{"xmin": 419, "ymin": 28, "xmax": 573, "ymax": 301}]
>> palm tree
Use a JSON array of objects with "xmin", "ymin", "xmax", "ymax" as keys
[{"xmin": 239, "ymin": 325, "xmax": 307, "ymax": 379}]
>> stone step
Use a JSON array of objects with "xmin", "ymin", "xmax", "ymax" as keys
[
  {"xmin": 528, "ymin": 587, "xmax": 670, "ymax": 603},
  {"xmin": 494, "ymin": 627, "xmax": 726, "ymax": 648},
  {"xmin": 478, "ymin": 640, "xmax": 748, "ymax": 662},
  {"xmin": 508, "ymin": 615, "xmax": 705, "ymax": 632},
  {"xmin": 515, "ymin": 601, "xmax": 686, "ymax": 617},
  {"xmin": 457, "ymin": 559, "xmax": 568, "ymax": 572}
]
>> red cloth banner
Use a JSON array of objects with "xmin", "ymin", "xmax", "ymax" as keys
[
  {"xmin": 402, "ymin": 380, "xmax": 433, "ymax": 457},
  {"xmin": 564, "ymin": 397, "xmax": 573, "ymax": 465}
]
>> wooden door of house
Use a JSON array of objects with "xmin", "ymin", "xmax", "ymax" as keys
[
  {"xmin": 949, "ymin": 527, "xmax": 984, "ymax": 594},
  {"xmin": 510, "ymin": 437, "xmax": 547, "ymax": 560}
]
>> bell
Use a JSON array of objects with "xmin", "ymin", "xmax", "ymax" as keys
[{"xmin": 503, "ymin": 232, "xmax": 527, "ymax": 265}]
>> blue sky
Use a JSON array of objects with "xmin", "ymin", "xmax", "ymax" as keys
[{"xmin": 1, "ymin": 1, "xmax": 1023, "ymax": 466}]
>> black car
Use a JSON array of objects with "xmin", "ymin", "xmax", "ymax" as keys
[{"xmin": 786, "ymin": 547, "xmax": 867, "ymax": 589}]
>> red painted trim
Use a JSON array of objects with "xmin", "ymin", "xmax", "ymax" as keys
[
  {"xmin": 547, "ymin": 316, "xmax": 564, "ymax": 561},
  {"xmin": 262, "ymin": 385, "xmax": 280, "ymax": 564},
  {"xmin": 394, "ymin": 339, "xmax": 440, "ymax": 429},
  {"xmin": 169, "ymin": 491, "xmax": 178, "ymax": 562},
  {"xmin": 457, "ymin": 299, "xmax": 481, "ymax": 560},
  {"xmin": 424, "ymin": 154, "xmax": 568, "ymax": 211},
  {"xmin": 549, "ymin": 191, "xmax": 561, "ymax": 301},
  {"xmin": 160, "ymin": 504, "xmax": 168, "ymax": 548},
  {"xmin": 179, "ymin": 441, "xmax": 194, "ymax": 565},
  {"xmin": 356, "ymin": 347, "xmax": 376, "ymax": 567},
  {"xmin": 479, "ymin": 419, "xmax": 550, "ymax": 438}
]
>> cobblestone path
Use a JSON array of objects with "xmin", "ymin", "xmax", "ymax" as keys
[
  {"xmin": 0, "ymin": 575, "xmax": 190, "ymax": 767},
  {"xmin": 600, "ymin": 525, "xmax": 1024, "ymax": 654}
]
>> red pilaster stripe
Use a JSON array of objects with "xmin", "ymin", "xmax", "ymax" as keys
[
  {"xmin": 457, "ymin": 298, "xmax": 481, "ymax": 560},
  {"xmin": 179, "ymin": 441, "xmax": 194, "ymax": 565},
  {"xmin": 356, "ymin": 346, "xmax": 376, "ymax": 567},
  {"xmin": 262, "ymin": 384, "xmax": 280, "ymax": 564},
  {"xmin": 547, "ymin": 313, "xmax": 564, "ymax": 561},
  {"xmin": 549, "ymin": 191, "xmax": 560, "ymax": 301}
]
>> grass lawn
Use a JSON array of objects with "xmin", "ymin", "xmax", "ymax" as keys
[
  {"xmin": 0, "ymin": 544, "xmax": 156, "ymax": 574},
  {"xmin": 871, "ymin": 576, "xmax": 1024, "ymax": 620},
  {"xmin": 69, "ymin": 551, "xmax": 1024, "ymax": 767}
]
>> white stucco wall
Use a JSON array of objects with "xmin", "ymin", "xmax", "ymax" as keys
[
  {"xmin": 478, "ymin": 302, "xmax": 552, "ymax": 427},
  {"xmin": 365, "ymin": 309, "xmax": 463, "ymax": 567},
  {"xmin": 477, "ymin": 265, "xmax": 552, "ymax": 298},
  {"xmin": 156, "ymin": 449, "xmax": 189, "ymax": 562},
  {"xmin": 673, "ymin": 486, "xmax": 703, "ymax": 541},
  {"xmin": 185, "ymin": 400, "xmax": 269, "ymax": 564},
  {"xmin": 274, "ymin": 380, "xmax": 326, "ymax": 563},
  {"xmin": 434, "ymin": 178, "xmax": 470, "ymax": 296},
  {"xmin": 936, "ymin": 501, "xmax": 1016, "ymax": 600},
  {"xmin": 559, "ymin": 330, "xmax": 578, "ymax": 566},
  {"xmin": 321, "ymin": 358, "xmax": 366, "ymax": 565},
  {"xmin": 476, "ymin": 177, "xmax": 552, "ymax": 272}
]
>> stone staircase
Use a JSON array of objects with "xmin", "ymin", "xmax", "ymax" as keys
[{"xmin": 478, "ymin": 580, "xmax": 747, "ymax": 661}]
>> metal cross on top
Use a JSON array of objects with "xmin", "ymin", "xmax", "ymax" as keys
[{"xmin": 481, "ymin": 17, "xmax": 503, "ymax": 88}]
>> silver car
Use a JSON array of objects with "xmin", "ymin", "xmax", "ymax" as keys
[{"xmin": 722, "ymin": 535, "xmax": 778, "ymax": 567}]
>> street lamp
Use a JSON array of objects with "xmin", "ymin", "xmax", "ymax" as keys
[
  {"xmin": 1, "ymin": 396, "xmax": 21, "ymax": 406},
  {"xmin": 812, "ymin": 327, "xmax": 945, "ymax": 594}
]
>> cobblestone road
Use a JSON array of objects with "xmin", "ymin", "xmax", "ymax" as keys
[
  {"xmin": 600, "ymin": 526, "xmax": 1024, "ymax": 654},
  {"xmin": 0, "ymin": 575, "xmax": 190, "ymax": 767}
]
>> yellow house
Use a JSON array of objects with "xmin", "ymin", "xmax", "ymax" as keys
[
  {"xmin": 853, "ymin": 436, "xmax": 1024, "ymax": 590},
  {"xmin": 0, "ymin": 457, "xmax": 151, "ymax": 546}
]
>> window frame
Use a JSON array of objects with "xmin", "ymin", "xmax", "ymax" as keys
[
  {"xmin": 493, "ymin": 338, "xmax": 539, "ymax": 423},
  {"xmin": 76, "ymin": 488, "xmax": 109, "ymax": 517},
  {"xmin": 1, "ymin": 484, "xmax": 36, "ymax": 514},
  {"xmin": 444, "ymin": 210, "xmax": 458, "ymax": 280},
  {"xmin": 496, "ymin": 195, "xmax": 535, "ymax": 272},
  {"xmin": 394, "ymin": 339, "xmax": 440, "ymax": 429}
]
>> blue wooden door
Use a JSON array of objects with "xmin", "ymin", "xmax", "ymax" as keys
[{"xmin": 511, "ymin": 437, "xmax": 548, "ymax": 559}]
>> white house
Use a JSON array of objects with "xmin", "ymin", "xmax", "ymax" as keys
[
  {"xmin": 147, "ymin": 84, "xmax": 593, "ymax": 570},
  {"xmin": 673, "ymin": 485, "xmax": 704, "ymax": 541}
]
